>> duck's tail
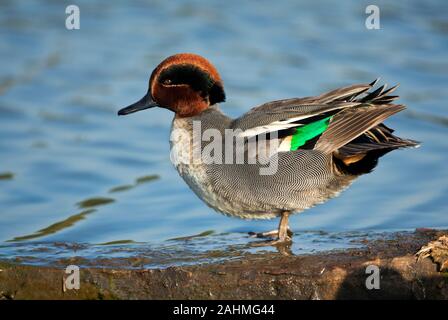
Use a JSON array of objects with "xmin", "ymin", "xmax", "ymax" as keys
[
  {"xmin": 333, "ymin": 123, "xmax": 419, "ymax": 175},
  {"xmin": 314, "ymin": 79, "xmax": 420, "ymax": 175}
]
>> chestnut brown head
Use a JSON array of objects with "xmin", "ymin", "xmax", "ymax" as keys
[{"xmin": 118, "ymin": 53, "xmax": 226, "ymax": 117}]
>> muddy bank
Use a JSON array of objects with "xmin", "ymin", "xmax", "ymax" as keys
[{"xmin": 0, "ymin": 229, "xmax": 447, "ymax": 300}]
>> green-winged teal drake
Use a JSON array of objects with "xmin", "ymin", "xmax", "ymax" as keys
[{"xmin": 118, "ymin": 53, "xmax": 419, "ymax": 244}]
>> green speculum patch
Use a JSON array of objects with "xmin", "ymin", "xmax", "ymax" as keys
[{"xmin": 290, "ymin": 116, "xmax": 332, "ymax": 151}]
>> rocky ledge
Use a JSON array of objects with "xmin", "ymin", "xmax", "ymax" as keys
[{"xmin": 0, "ymin": 229, "xmax": 447, "ymax": 300}]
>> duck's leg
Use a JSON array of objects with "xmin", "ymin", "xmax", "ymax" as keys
[
  {"xmin": 249, "ymin": 211, "xmax": 293, "ymax": 241},
  {"xmin": 277, "ymin": 211, "xmax": 292, "ymax": 242}
]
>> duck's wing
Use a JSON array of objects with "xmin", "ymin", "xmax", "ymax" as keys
[
  {"xmin": 313, "ymin": 104, "xmax": 405, "ymax": 154},
  {"xmin": 231, "ymin": 82, "xmax": 371, "ymax": 137},
  {"xmin": 231, "ymin": 79, "xmax": 416, "ymax": 154}
]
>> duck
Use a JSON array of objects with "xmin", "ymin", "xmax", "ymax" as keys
[{"xmin": 118, "ymin": 53, "xmax": 419, "ymax": 244}]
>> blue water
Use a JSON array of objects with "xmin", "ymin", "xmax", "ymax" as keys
[{"xmin": 0, "ymin": 0, "xmax": 447, "ymax": 263}]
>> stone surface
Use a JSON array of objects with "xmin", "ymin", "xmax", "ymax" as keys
[{"xmin": 1, "ymin": 229, "xmax": 447, "ymax": 300}]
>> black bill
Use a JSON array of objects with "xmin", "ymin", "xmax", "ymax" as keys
[{"xmin": 117, "ymin": 92, "xmax": 159, "ymax": 116}]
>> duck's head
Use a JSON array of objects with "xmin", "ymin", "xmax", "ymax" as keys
[{"xmin": 118, "ymin": 53, "xmax": 225, "ymax": 118}]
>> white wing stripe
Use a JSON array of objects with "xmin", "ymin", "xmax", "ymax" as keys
[{"xmin": 237, "ymin": 123, "xmax": 300, "ymax": 138}]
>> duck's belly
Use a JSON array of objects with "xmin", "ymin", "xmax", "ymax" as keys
[
  {"xmin": 174, "ymin": 159, "xmax": 355, "ymax": 220},
  {"xmin": 176, "ymin": 162, "xmax": 266, "ymax": 218}
]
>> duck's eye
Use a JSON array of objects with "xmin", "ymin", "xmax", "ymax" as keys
[{"xmin": 163, "ymin": 79, "xmax": 172, "ymax": 85}]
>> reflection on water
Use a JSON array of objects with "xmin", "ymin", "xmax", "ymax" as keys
[
  {"xmin": 0, "ymin": 172, "xmax": 14, "ymax": 180},
  {"xmin": 77, "ymin": 197, "xmax": 115, "ymax": 209},
  {"xmin": 168, "ymin": 230, "xmax": 215, "ymax": 241},
  {"xmin": 0, "ymin": 230, "xmax": 399, "ymax": 269},
  {"xmin": 97, "ymin": 239, "xmax": 138, "ymax": 246},
  {"xmin": 0, "ymin": 53, "xmax": 60, "ymax": 95},
  {"xmin": 135, "ymin": 174, "xmax": 160, "ymax": 184},
  {"xmin": 8, "ymin": 173, "xmax": 160, "ymax": 242},
  {"xmin": 405, "ymin": 110, "xmax": 448, "ymax": 127},
  {"xmin": 109, "ymin": 174, "xmax": 160, "ymax": 193},
  {"xmin": 8, "ymin": 173, "xmax": 162, "ymax": 242},
  {"xmin": 9, "ymin": 209, "xmax": 97, "ymax": 242},
  {"xmin": 109, "ymin": 184, "xmax": 134, "ymax": 193},
  {"xmin": 0, "ymin": 0, "xmax": 447, "ymax": 265}
]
